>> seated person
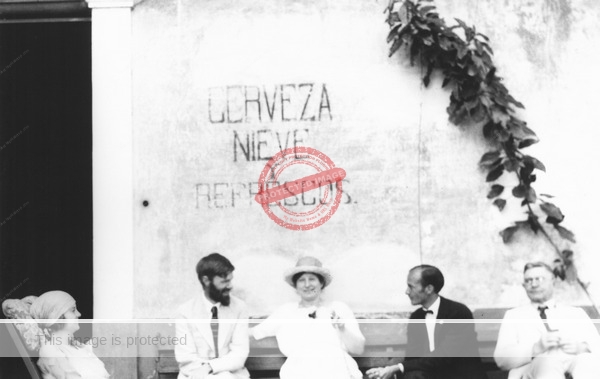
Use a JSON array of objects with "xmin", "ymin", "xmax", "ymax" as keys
[
  {"xmin": 174, "ymin": 253, "xmax": 249, "ymax": 379},
  {"xmin": 367, "ymin": 264, "xmax": 486, "ymax": 379},
  {"xmin": 251, "ymin": 256, "xmax": 365, "ymax": 379},
  {"xmin": 494, "ymin": 262, "xmax": 600, "ymax": 379},
  {"xmin": 30, "ymin": 290, "xmax": 110, "ymax": 379}
]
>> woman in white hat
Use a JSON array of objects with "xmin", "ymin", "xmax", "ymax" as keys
[
  {"xmin": 251, "ymin": 256, "xmax": 365, "ymax": 379},
  {"xmin": 30, "ymin": 290, "xmax": 110, "ymax": 379}
]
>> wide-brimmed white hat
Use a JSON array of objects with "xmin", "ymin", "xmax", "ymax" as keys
[{"xmin": 284, "ymin": 256, "xmax": 332, "ymax": 288}]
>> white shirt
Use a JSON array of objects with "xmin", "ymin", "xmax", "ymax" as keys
[
  {"xmin": 423, "ymin": 296, "xmax": 441, "ymax": 352},
  {"xmin": 494, "ymin": 301, "xmax": 600, "ymax": 379}
]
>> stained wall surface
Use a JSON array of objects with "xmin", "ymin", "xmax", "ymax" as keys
[{"xmin": 130, "ymin": 0, "xmax": 600, "ymax": 317}]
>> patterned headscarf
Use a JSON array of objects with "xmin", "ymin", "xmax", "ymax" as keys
[{"xmin": 30, "ymin": 290, "xmax": 76, "ymax": 329}]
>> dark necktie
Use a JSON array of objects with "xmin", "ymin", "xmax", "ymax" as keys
[
  {"xmin": 538, "ymin": 305, "xmax": 551, "ymax": 331},
  {"xmin": 211, "ymin": 306, "xmax": 219, "ymax": 357}
]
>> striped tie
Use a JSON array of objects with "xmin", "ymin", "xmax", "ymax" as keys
[{"xmin": 211, "ymin": 306, "xmax": 219, "ymax": 357}]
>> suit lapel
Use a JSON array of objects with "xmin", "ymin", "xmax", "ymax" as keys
[
  {"xmin": 434, "ymin": 296, "xmax": 447, "ymax": 346},
  {"xmin": 218, "ymin": 303, "xmax": 235, "ymax": 351},
  {"xmin": 410, "ymin": 307, "xmax": 430, "ymax": 355},
  {"xmin": 192, "ymin": 296, "xmax": 217, "ymax": 351}
]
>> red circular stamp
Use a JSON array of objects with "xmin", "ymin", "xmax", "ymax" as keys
[{"xmin": 255, "ymin": 147, "xmax": 346, "ymax": 230}]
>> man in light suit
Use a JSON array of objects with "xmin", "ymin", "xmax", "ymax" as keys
[
  {"xmin": 494, "ymin": 261, "xmax": 600, "ymax": 379},
  {"xmin": 175, "ymin": 253, "xmax": 250, "ymax": 379},
  {"xmin": 367, "ymin": 265, "xmax": 486, "ymax": 379}
]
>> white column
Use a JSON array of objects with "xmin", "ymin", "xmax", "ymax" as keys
[{"xmin": 87, "ymin": 0, "xmax": 134, "ymax": 319}]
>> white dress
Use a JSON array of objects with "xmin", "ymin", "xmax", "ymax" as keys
[
  {"xmin": 37, "ymin": 342, "xmax": 110, "ymax": 379},
  {"xmin": 252, "ymin": 301, "xmax": 363, "ymax": 379}
]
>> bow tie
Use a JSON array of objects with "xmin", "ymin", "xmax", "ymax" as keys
[{"xmin": 423, "ymin": 309, "xmax": 433, "ymax": 315}]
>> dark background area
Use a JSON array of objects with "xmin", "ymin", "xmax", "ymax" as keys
[{"xmin": 0, "ymin": 21, "xmax": 92, "ymax": 376}]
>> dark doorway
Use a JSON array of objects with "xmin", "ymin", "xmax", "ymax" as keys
[{"xmin": 0, "ymin": 20, "xmax": 92, "ymax": 376}]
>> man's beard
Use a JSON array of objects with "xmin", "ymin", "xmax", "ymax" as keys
[{"xmin": 208, "ymin": 281, "xmax": 231, "ymax": 306}]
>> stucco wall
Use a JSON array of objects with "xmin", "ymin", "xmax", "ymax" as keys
[{"xmin": 130, "ymin": 0, "xmax": 600, "ymax": 317}]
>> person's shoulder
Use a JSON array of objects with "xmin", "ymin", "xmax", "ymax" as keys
[
  {"xmin": 503, "ymin": 305, "xmax": 531, "ymax": 318},
  {"xmin": 556, "ymin": 304, "xmax": 592, "ymax": 317},
  {"xmin": 38, "ymin": 343, "xmax": 68, "ymax": 358},
  {"xmin": 228, "ymin": 295, "xmax": 248, "ymax": 311},
  {"xmin": 440, "ymin": 296, "xmax": 473, "ymax": 316},
  {"xmin": 329, "ymin": 300, "xmax": 353, "ymax": 312}
]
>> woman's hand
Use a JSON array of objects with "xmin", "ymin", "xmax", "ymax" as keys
[{"xmin": 331, "ymin": 310, "xmax": 346, "ymax": 331}]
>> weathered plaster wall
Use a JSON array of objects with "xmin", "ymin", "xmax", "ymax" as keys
[{"xmin": 130, "ymin": 0, "xmax": 600, "ymax": 318}]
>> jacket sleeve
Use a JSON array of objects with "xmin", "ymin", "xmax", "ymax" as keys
[
  {"xmin": 573, "ymin": 307, "xmax": 600, "ymax": 353},
  {"xmin": 209, "ymin": 303, "xmax": 250, "ymax": 374},
  {"xmin": 174, "ymin": 306, "xmax": 206, "ymax": 377},
  {"xmin": 493, "ymin": 309, "xmax": 533, "ymax": 370}
]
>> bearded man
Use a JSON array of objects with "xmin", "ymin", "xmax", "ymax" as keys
[{"xmin": 175, "ymin": 253, "xmax": 250, "ymax": 379}]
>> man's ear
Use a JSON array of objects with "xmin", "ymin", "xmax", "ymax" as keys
[
  {"xmin": 425, "ymin": 284, "xmax": 435, "ymax": 295},
  {"xmin": 201, "ymin": 275, "xmax": 211, "ymax": 288}
]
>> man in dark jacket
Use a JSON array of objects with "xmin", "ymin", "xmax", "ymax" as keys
[{"xmin": 367, "ymin": 265, "xmax": 487, "ymax": 379}]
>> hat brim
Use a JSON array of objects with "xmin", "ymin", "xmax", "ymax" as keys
[{"xmin": 284, "ymin": 266, "xmax": 332, "ymax": 288}]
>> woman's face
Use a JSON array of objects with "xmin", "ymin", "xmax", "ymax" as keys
[
  {"xmin": 61, "ymin": 305, "xmax": 82, "ymax": 334},
  {"xmin": 295, "ymin": 273, "xmax": 323, "ymax": 302}
]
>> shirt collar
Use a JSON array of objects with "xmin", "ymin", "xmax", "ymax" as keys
[
  {"xmin": 531, "ymin": 299, "xmax": 556, "ymax": 309},
  {"xmin": 202, "ymin": 294, "xmax": 221, "ymax": 313},
  {"xmin": 424, "ymin": 296, "xmax": 441, "ymax": 315}
]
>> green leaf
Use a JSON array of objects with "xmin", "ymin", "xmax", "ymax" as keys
[
  {"xmin": 524, "ymin": 156, "xmax": 546, "ymax": 172},
  {"xmin": 500, "ymin": 225, "xmax": 519, "ymax": 243},
  {"xmin": 512, "ymin": 185, "xmax": 526, "ymax": 198},
  {"xmin": 486, "ymin": 165, "xmax": 504, "ymax": 182},
  {"xmin": 555, "ymin": 225, "xmax": 576, "ymax": 243},
  {"xmin": 491, "ymin": 109, "xmax": 511, "ymax": 126},
  {"xmin": 470, "ymin": 104, "xmax": 487, "ymax": 122},
  {"xmin": 389, "ymin": 37, "xmax": 405, "ymax": 57},
  {"xmin": 479, "ymin": 150, "xmax": 501, "ymax": 167},
  {"xmin": 553, "ymin": 259, "xmax": 566, "ymax": 280},
  {"xmin": 455, "ymin": 18, "xmax": 469, "ymax": 31},
  {"xmin": 540, "ymin": 202, "xmax": 564, "ymax": 224},
  {"xmin": 493, "ymin": 198, "xmax": 506, "ymax": 211},
  {"xmin": 518, "ymin": 137, "xmax": 539, "ymax": 149},
  {"xmin": 503, "ymin": 158, "xmax": 522, "ymax": 172},
  {"xmin": 528, "ymin": 214, "xmax": 540, "ymax": 233},
  {"xmin": 487, "ymin": 184, "xmax": 504, "ymax": 199},
  {"xmin": 419, "ymin": 5, "xmax": 436, "ymax": 15},
  {"xmin": 388, "ymin": 23, "xmax": 402, "ymax": 40},
  {"xmin": 561, "ymin": 249, "xmax": 574, "ymax": 266}
]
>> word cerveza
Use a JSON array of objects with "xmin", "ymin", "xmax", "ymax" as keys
[{"xmin": 208, "ymin": 83, "xmax": 332, "ymax": 123}]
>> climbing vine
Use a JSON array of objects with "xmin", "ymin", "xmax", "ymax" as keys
[{"xmin": 385, "ymin": 0, "xmax": 579, "ymax": 280}]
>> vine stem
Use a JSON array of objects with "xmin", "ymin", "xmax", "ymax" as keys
[{"xmin": 514, "ymin": 169, "xmax": 600, "ymax": 315}]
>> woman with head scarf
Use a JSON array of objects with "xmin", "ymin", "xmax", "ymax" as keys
[
  {"xmin": 30, "ymin": 290, "xmax": 110, "ymax": 379},
  {"xmin": 251, "ymin": 256, "xmax": 365, "ymax": 379}
]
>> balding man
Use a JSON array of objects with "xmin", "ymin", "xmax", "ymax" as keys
[{"xmin": 367, "ymin": 265, "xmax": 486, "ymax": 379}]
